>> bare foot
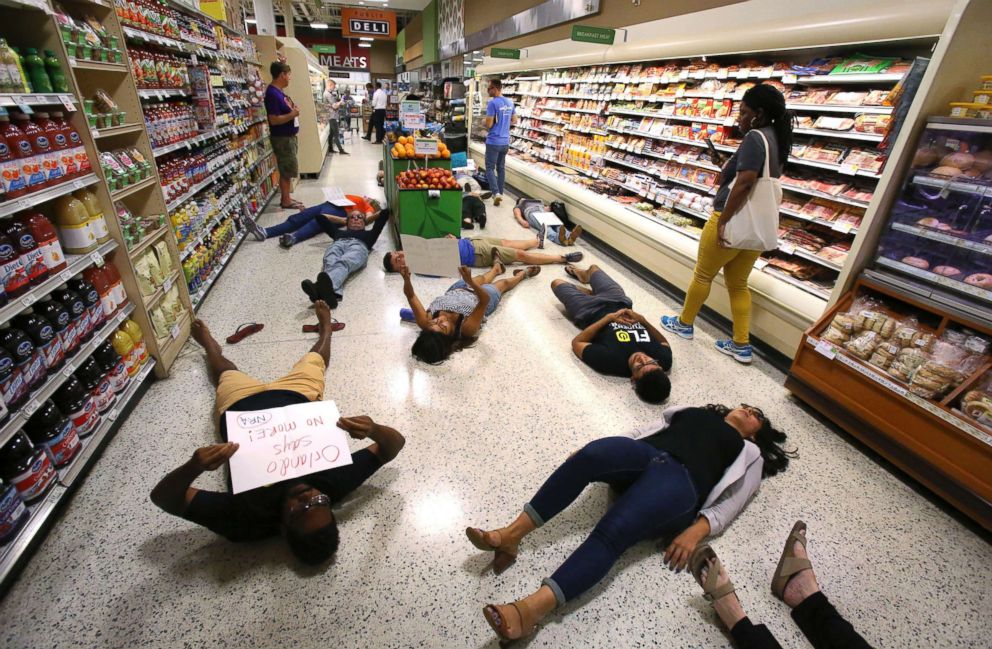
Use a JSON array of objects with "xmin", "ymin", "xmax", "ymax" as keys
[
  {"xmin": 782, "ymin": 531, "xmax": 820, "ymax": 608},
  {"xmin": 701, "ymin": 558, "xmax": 747, "ymax": 630},
  {"xmin": 314, "ymin": 300, "xmax": 332, "ymax": 328},
  {"xmin": 190, "ymin": 319, "xmax": 213, "ymax": 347}
]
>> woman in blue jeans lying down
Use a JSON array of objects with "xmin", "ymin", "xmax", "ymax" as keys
[{"xmin": 466, "ymin": 403, "xmax": 793, "ymax": 642}]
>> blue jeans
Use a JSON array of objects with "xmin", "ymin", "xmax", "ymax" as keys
[
  {"xmin": 524, "ymin": 437, "xmax": 699, "ymax": 605},
  {"xmin": 265, "ymin": 203, "xmax": 346, "ymax": 242},
  {"xmin": 322, "ymin": 238, "xmax": 370, "ymax": 298},
  {"xmin": 485, "ymin": 143, "xmax": 509, "ymax": 196},
  {"xmin": 524, "ymin": 210, "xmax": 566, "ymax": 242},
  {"xmin": 447, "ymin": 280, "xmax": 501, "ymax": 316}
]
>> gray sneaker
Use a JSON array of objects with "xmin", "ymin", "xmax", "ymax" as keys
[
  {"xmin": 279, "ymin": 234, "xmax": 295, "ymax": 249},
  {"xmin": 564, "ymin": 251, "xmax": 584, "ymax": 263},
  {"xmin": 244, "ymin": 217, "xmax": 267, "ymax": 241}
]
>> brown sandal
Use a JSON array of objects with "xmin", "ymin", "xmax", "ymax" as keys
[
  {"xmin": 466, "ymin": 527, "xmax": 518, "ymax": 575},
  {"xmin": 689, "ymin": 544, "xmax": 737, "ymax": 602},
  {"xmin": 513, "ymin": 265, "xmax": 540, "ymax": 278},
  {"xmin": 302, "ymin": 320, "xmax": 345, "ymax": 333},
  {"xmin": 226, "ymin": 323, "xmax": 263, "ymax": 344},
  {"xmin": 482, "ymin": 600, "xmax": 537, "ymax": 642},
  {"xmin": 771, "ymin": 520, "xmax": 812, "ymax": 600}
]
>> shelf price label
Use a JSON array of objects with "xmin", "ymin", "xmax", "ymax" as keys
[
  {"xmin": 782, "ymin": 73, "xmax": 798, "ymax": 84},
  {"xmin": 90, "ymin": 251, "xmax": 104, "ymax": 267},
  {"xmin": 814, "ymin": 339, "xmax": 838, "ymax": 359},
  {"xmin": 60, "ymin": 96, "xmax": 76, "ymax": 112},
  {"xmin": 13, "ymin": 97, "xmax": 33, "ymax": 115},
  {"xmin": 21, "ymin": 294, "xmax": 36, "ymax": 307},
  {"xmin": 170, "ymin": 324, "xmax": 180, "ymax": 340}
]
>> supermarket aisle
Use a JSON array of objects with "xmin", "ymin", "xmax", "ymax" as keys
[{"xmin": 1, "ymin": 139, "xmax": 990, "ymax": 649}]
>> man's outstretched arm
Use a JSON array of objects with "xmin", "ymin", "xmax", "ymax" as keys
[{"xmin": 150, "ymin": 443, "xmax": 239, "ymax": 516}]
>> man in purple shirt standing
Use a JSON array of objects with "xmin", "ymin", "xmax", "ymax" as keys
[{"xmin": 265, "ymin": 62, "xmax": 303, "ymax": 210}]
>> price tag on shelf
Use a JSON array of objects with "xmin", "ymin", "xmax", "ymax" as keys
[
  {"xmin": 23, "ymin": 400, "xmax": 40, "ymax": 415},
  {"xmin": 163, "ymin": 277, "xmax": 173, "ymax": 293},
  {"xmin": 717, "ymin": 69, "xmax": 728, "ymax": 79},
  {"xmin": 63, "ymin": 363, "xmax": 76, "ymax": 378},
  {"xmin": 832, "ymin": 222, "xmax": 854, "ymax": 234},
  {"xmin": 675, "ymin": 88, "xmax": 685, "ymax": 98},
  {"xmin": 170, "ymin": 324, "xmax": 180, "ymax": 340},
  {"xmin": 736, "ymin": 69, "xmax": 750, "ymax": 79},
  {"xmin": 90, "ymin": 251, "xmax": 104, "ymax": 267},
  {"xmin": 757, "ymin": 68, "xmax": 773, "ymax": 79},
  {"xmin": 691, "ymin": 70, "xmax": 705, "ymax": 79},
  {"xmin": 754, "ymin": 258, "xmax": 770, "ymax": 270},
  {"xmin": 714, "ymin": 91, "xmax": 725, "ymax": 100},
  {"xmin": 107, "ymin": 408, "xmax": 119, "ymax": 421},
  {"xmin": 59, "ymin": 268, "xmax": 74, "ymax": 283},
  {"xmin": 780, "ymin": 243, "xmax": 796, "ymax": 255},
  {"xmin": 677, "ymin": 154, "xmax": 688, "ymax": 164},
  {"xmin": 839, "ymin": 163, "xmax": 859, "ymax": 176},
  {"xmin": 60, "ymin": 96, "xmax": 76, "ymax": 111},
  {"xmin": 814, "ymin": 339, "xmax": 838, "ymax": 360},
  {"xmin": 20, "ymin": 291, "xmax": 37, "ymax": 307},
  {"xmin": 782, "ymin": 73, "xmax": 798, "ymax": 85},
  {"xmin": 724, "ymin": 117, "xmax": 737, "ymax": 127},
  {"xmin": 679, "ymin": 69, "xmax": 689, "ymax": 79},
  {"xmin": 191, "ymin": 54, "xmax": 198, "ymax": 64},
  {"xmin": 13, "ymin": 97, "xmax": 33, "ymax": 115}
]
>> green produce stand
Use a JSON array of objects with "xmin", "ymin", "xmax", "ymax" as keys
[{"xmin": 383, "ymin": 142, "xmax": 461, "ymax": 240}]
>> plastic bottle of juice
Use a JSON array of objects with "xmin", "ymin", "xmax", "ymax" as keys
[
  {"xmin": 52, "ymin": 112, "xmax": 89, "ymax": 175},
  {"xmin": 0, "ymin": 112, "xmax": 26, "ymax": 200},
  {"xmin": 9, "ymin": 114, "xmax": 44, "ymax": 191},
  {"xmin": 42, "ymin": 50, "xmax": 67, "ymax": 93},
  {"xmin": 18, "ymin": 211, "xmax": 65, "ymax": 274},
  {"xmin": 3, "ymin": 219, "xmax": 48, "ymax": 287},
  {"xmin": 0, "ymin": 344, "xmax": 27, "ymax": 412},
  {"xmin": 102, "ymin": 262, "xmax": 127, "ymax": 308},
  {"xmin": 68, "ymin": 276, "xmax": 105, "ymax": 333},
  {"xmin": 0, "ymin": 40, "xmax": 28, "ymax": 93},
  {"xmin": 14, "ymin": 309, "xmax": 64, "ymax": 373},
  {"xmin": 110, "ymin": 329, "xmax": 138, "ymax": 376},
  {"xmin": 94, "ymin": 340, "xmax": 128, "ymax": 393},
  {"xmin": 51, "ymin": 285, "xmax": 89, "ymax": 347},
  {"xmin": 81, "ymin": 266, "xmax": 116, "ymax": 318},
  {"xmin": 49, "ymin": 112, "xmax": 78, "ymax": 179},
  {"xmin": 34, "ymin": 113, "xmax": 64, "ymax": 185},
  {"xmin": 0, "ymin": 230, "xmax": 29, "ymax": 299},
  {"xmin": 120, "ymin": 318, "xmax": 148, "ymax": 366},
  {"xmin": 35, "ymin": 296, "xmax": 77, "ymax": 362},
  {"xmin": 52, "ymin": 375, "xmax": 98, "ymax": 437},
  {"xmin": 0, "ymin": 323, "xmax": 45, "ymax": 393},
  {"xmin": 72, "ymin": 188, "xmax": 110, "ymax": 244},
  {"xmin": 21, "ymin": 49, "xmax": 52, "ymax": 94},
  {"xmin": 53, "ymin": 194, "xmax": 97, "ymax": 254}
]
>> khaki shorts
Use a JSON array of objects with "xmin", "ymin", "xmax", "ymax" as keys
[
  {"xmin": 471, "ymin": 237, "xmax": 517, "ymax": 267},
  {"xmin": 271, "ymin": 135, "xmax": 299, "ymax": 178},
  {"xmin": 214, "ymin": 352, "xmax": 325, "ymax": 429}
]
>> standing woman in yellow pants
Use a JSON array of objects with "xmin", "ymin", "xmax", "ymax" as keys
[{"xmin": 661, "ymin": 85, "xmax": 793, "ymax": 364}]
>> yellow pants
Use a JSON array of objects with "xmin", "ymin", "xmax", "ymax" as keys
[
  {"xmin": 679, "ymin": 212, "xmax": 762, "ymax": 345},
  {"xmin": 213, "ymin": 352, "xmax": 326, "ymax": 430}
]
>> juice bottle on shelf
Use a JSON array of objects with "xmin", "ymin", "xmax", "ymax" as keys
[
  {"xmin": 4, "ymin": 218, "xmax": 48, "ymax": 287},
  {"xmin": 53, "ymin": 194, "xmax": 97, "ymax": 254},
  {"xmin": 0, "ymin": 344, "xmax": 27, "ymax": 412},
  {"xmin": 42, "ymin": 50, "xmax": 68, "ymax": 93},
  {"xmin": 21, "ymin": 49, "xmax": 52, "ymax": 94},
  {"xmin": 0, "ymin": 40, "xmax": 28, "ymax": 93},
  {"xmin": 110, "ymin": 328, "xmax": 138, "ymax": 376},
  {"xmin": 0, "ymin": 40, "xmax": 15, "ymax": 93},
  {"xmin": 120, "ymin": 318, "xmax": 148, "ymax": 366},
  {"xmin": 81, "ymin": 266, "xmax": 116, "ymax": 317},
  {"xmin": 53, "ymin": 375, "xmax": 98, "ymax": 437},
  {"xmin": 52, "ymin": 285, "xmax": 90, "ymax": 345},
  {"xmin": 0, "ymin": 477, "xmax": 29, "ymax": 545},
  {"xmin": 0, "ymin": 323, "xmax": 45, "ymax": 393},
  {"xmin": 14, "ymin": 309, "xmax": 64, "ymax": 373},
  {"xmin": 51, "ymin": 112, "xmax": 89, "ymax": 175},
  {"xmin": 0, "ymin": 432, "xmax": 56, "ymax": 503},
  {"xmin": 49, "ymin": 112, "xmax": 79, "ymax": 179},
  {"xmin": 34, "ymin": 113, "xmax": 64, "ymax": 185},
  {"xmin": 9, "ymin": 114, "xmax": 44, "ymax": 191},
  {"xmin": 0, "ymin": 229, "xmax": 29, "ymax": 299},
  {"xmin": 69, "ymin": 276, "xmax": 107, "ymax": 331},
  {"xmin": 76, "ymin": 357, "xmax": 114, "ymax": 413},
  {"xmin": 94, "ymin": 340, "xmax": 128, "ymax": 393},
  {"xmin": 25, "ymin": 400, "xmax": 80, "ymax": 468},
  {"xmin": 18, "ymin": 211, "xmax": 66, "ymax": 273},
  {"xmin": 72, "ymin": 188, "xmax": 110, "ymax": 244},
  {"xmin": 36, "ymin": 295, "xmax": 77, "ymax": 360},
  {"xmin": 102, "ymin": 261, "xmax": 127, "ymax": 308},
  {"xmin": 0, "ymin": 112, "xmax": 24, "ymax": 201}
]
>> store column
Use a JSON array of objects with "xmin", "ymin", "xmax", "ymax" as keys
[{"xmin": 252, "ymin": 0, "xmax": 276, "ymax": 36}]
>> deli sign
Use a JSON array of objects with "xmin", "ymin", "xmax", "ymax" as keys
[{"xmin": 341, "ymin": 7, "xmax": 397, "ymax": 40}]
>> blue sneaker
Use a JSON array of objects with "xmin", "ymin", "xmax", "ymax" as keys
[
  {"xmin": 660, "ymin": 315, "xmax": 694, "ymax": 340},
  {"xmin": 716, "ymin": 339, "xmax": 753, "ymax": 364}
]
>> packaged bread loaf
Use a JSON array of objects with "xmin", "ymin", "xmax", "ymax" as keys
[
  {"xmin": 888, "ymin": 347, "xmax": 928, "ymax": 382},
  {"xmin": 868, "ymin": 341, "xmax": 900, "ymax": 370},
  {"xmin": 845, "ymin": 331, "xmax": 880, "ymax": 360},
  {"xmin": 909, "ymin": 360, "xmax": 964, "ymax": 399},
  {"xmin": 962, "ymin": 388, "xmax": 992, "ymax": 427},
  {"xmin": 822, "ymin": 312, "xmax": 855, "ymax": 344}
]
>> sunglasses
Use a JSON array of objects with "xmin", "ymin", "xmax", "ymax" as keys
[{"xmin": 288, "ymin": 493, "xmax": 330, "ymax": 519}]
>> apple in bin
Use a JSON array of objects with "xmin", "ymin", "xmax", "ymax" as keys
[{"xmin": 395, "ymin": 168, "xmax": 460, "ymax": 190}]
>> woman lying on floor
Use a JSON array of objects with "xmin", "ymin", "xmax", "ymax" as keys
[{"xmin": 466, "ymin": 403, "xmax": 793, "ymax": 642}]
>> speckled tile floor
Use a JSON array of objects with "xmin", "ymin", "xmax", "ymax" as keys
[{"xmin": 1, "ymin": 139, "xmax": 990, "ymax": 649}]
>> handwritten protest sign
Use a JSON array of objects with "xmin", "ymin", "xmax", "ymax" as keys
[
  {"xmin": 225, "ymin": 401, "xmax": 353, "ymax": 493},
  {"xmin": 400, "ymin": 234, "xmax": 461, "ymax": 277},
  {"xmin": 322, "ymin": 186, "xmax": 356, "ymax": 208}
]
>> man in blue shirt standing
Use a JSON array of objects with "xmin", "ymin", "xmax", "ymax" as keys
[
  {"xmin": 265, "ymin": 62, "xmax": 303, "ymax": 210},
  {"xmin": 484, "ymin": 78, "xmax": 515, "ymax": 206}
]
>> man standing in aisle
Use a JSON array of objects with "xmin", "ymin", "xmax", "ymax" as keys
[
  {"xmin": 363, "ymin": 82, "xmax": 388, "ymax": 144},
  {"xmin": 484, "ymin": 78, "xmax": 516, "ymax": 206},
  {"xmin": 266, "ymin": 61, "xmax": 304, "ymax": 210},
  {"xmin": 322, "ymin": 79, "xmax": 348, "ymax": 156}
]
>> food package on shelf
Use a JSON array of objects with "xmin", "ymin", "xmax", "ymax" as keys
[
  {"xmin": 907, "ymin": 337, "xmax": 983, "ymax": 399},
  {"xmin": 853, "ymin": 309, "xmax": 896, "ymax": 338},
  {"xmin": 961, "ymin": 372, "xmax": 992, "ymax": 428},
  {"xmin": 888, "ymin": 347, "xmax": 929, "ymax": 382},
  {"xmin": 854, "ymin": 114, "xmax": 891, "ymax": 135},
  {"xmin": 822, "ymin": 312, "xmax": 855, "ymax": 345},
  {"xmin": 868, "ymin": 340, "xmax": 901, "ymax": 370},
  {"xmin": 812, "ymin": 116, "xmax": 855, "ymax": 131},
  {"xmin": 845, "ymin": 330, "xmax": 881, "ymax": 360}
]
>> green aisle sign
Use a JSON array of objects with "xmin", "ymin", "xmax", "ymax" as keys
[
  {"xmin": 571, "ymin": 25, "xmax": 615, "ymax": 45},
  {"xmin": 491, "ymin": 47, "xmax": 520, "ymax": 59},
  {"xmin": 312, "ymin": 44, "xmax": 336, "ymax": 54}
]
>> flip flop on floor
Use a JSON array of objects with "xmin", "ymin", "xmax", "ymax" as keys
[
  {"xmin": 771, "ymin": 520, "xmax": 811, "ymax": 600},
  {"xmin": 689, "ymin": 544, "xmax": 737, "ymax": 602},
  {"xmin": 302, "ymin": 321, "xmax": 345, "ymax": 333},
  {"xmin": 564, "ymin": 265, "xmax": 580, "ymax": 280},
  {"xmin": 513, "ymin": 265, "xmax": 541, "ymax": 278},
  {"xmin": 226, "ymin": 323, "xmax": 263, "ymax": 344}
]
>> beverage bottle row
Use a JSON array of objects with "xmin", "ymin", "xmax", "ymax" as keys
[
  {"xmin": 53, "ymin": 188, "xmax": 112, "ymax": 255},
  {"xmin": 130, "ymin": 48, "xmax": 189, "ymax": 90},
  {"xmin": 144, "ymin": 102, "xmax": 197, "ymax": 148},
  {"xmin": 116, "ymin": 0, "xmax": 182, "ymax": 40},
  {"xmin": 0, "ymin": 41, "xmax": 69, "ymax": 95},
  {"xmin": 0, "ymin": 109, "xmax": 91, "ymax": 201},
  {"xmin": 183, "ymin": 217, "xmax": 235, "ymax": 295},
  {"xmin": 158, "ymin": 152, "xmax": 208, "ymax": 203}
]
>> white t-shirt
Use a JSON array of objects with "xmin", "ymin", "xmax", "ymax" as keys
[{"xmin": 372, "ymin": 88, "xmax": 388, "ymax": 110}]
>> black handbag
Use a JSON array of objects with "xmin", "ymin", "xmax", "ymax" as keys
[{"xmin": 550, "ymin": 201, "xmax": 574, "ymax": 229}]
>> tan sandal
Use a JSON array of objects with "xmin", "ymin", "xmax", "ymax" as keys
[
  {"xmin": 482, "ymin": 600, "xmax": 537, "ymax": 642},
  {"xmin": 771, "ymin": 520, "xmax": 812, "ymax": 600},
  {"xmin": 513, "ymin": 265, "xmax": 540, "ymax": 278},
  {"xmin": 466, "ymin": 527, "xmax": 518, "ymax": 575},
  {"xmin": 689, "ymin": 544, "xmax": 737, "ymax": 602}
]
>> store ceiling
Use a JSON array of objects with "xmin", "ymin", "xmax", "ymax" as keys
[{"xmin": 242, "ymin": 0, "xmax": 425, "ymax": 29}]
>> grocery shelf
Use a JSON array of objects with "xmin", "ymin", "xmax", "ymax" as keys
[
  {"xmin": 137, "ymin": 88, "xmax": 192, "ymax": 100},
  {"xmin": 539, "ymin": 105, "xmax": 605, "ymax": 115},
  {"xmin": 142, "ymin": 271, "xmax": 181, "ymax": 309},
  {"xmin": 780, "ymin": 243, "xmax": 844, "ymax": 271},
  {"xmin": 191, "ymin": 232, "xmax": 246, "ymax": 310},
  {"xmin": 890, "ymin": 222, "xmax": 992, "ymax": 256},
  {"xmin": 781, "ymin": 184, "xmax": 871, "ymax": 208},
  {"xmin": 121, "ymin": 25, "xmax": 184, "ymax": 49},
  {"xmin": 0, "ymin": 302, "xmax": 135, "ymax": 448},
  {"xmin": 606, "ymin": 142, "xmax": 721, "ymax": 171},
  {"xmin": 126, "ymin": 226, "xmax": 170, "ymax": 260},
  {"xmin": 788, "ymin": 156, "xmax": 882, "ymax": 179},
  {"xmin": 91, "ymin": 123, "xmax": 145, "ymax": 139},
  {"xmin": 876, "ymin": 257, "xmax": 992, "ymax": 303},
  {"xmin": 68, "ymin": 59, "xmax": 128, "ymax": 73},
  {"xmin": 911, "ymin": 174, "xmax": 990, "ymax": 197},
  {"xmin": 762, "ymin": 267, "xmax": 833, "ymax": 301},
  {"xmin": 781, "ymin": 206, "xmax": 859, "ymax": 234},
  {"xmin": 793, "ymin": 128, "xmax": 885, "ymax": 142},
  {"xmin": 179, "ymin": 197, "xmax": 244, "ymax": 261},
  {"xmin": 0, "ymin": 174, "xmax": 100, "ymax": 218},
  {"xmin": 797, "ymin": 73, "xmax": 905, "ymax": 85},
  {"xmin": 110, "ymin": 176, "xmax": 158, "ymax": 201},
  {"xmin": 563, "ymin": 125, "xmax": 609, "ymax": 136},
  {"xmin": 512, "ymin": 133, "xmax": 553, "ymax": 146},
  {"xmin": 0, "ymin": 0, "xmax": 47, "ymax": 10},
  {"xmin": 604, "ymin": 156, "xmax": 653, "ymax": 174},
  {"xmin": 166, "ymin": 154, "xmax": 241, "ymax": 212},
  {"xmin": 0, "ymin": 93, "xmax": 77, "ymax": 108},
  {"xmin": 786, "ymin": 103, "xmax": 893, "ymax": 114},
  {"xmin": 516, "ymin": 113, "xmax": 565, "ymax": 124}
]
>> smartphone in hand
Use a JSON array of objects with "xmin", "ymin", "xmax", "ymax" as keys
[{"xmin": 705, "ymin": 137, "xmax": 722, "ymax": 165}]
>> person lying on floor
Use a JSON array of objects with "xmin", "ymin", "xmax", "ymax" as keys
[
  {"xmin": 300, "ymin": 209, "xmax": 391, "ymax": 308},
  {"xmin": 461, "ymin": 194, "xmax": 487, "ymax": 230},
  {"xmin": 690, "ymin": 520, "xmax": 875, "ymax": 649},
  {"xmin": 402, "ymin": 262, "xmax": 539, "ymax": 364},
  {"xmin": 150, "ymin": 302, "xmax": 405, "ymax": 565},
  {"xmin": 244, "ymin": 195, "xmax": 384, "ymax": 249},
  {"xmin": 552, "ymin": 264, "xmax": 672, "ymax": 404},
  {"xmin": 513, "ymin": 196, "xmax": 582, "ymax": 247},
  {"xmin": 466, "ymin": 403, "xmax": 792, "ymax": 643},
  {"xmin": 382, "ymin": 234, "xmax": 583, "ymax": 275}
]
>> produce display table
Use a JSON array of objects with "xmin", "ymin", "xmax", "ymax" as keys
[{"xmin": 383, "ymin": 142, "xmax": 461, "ymax": 240}]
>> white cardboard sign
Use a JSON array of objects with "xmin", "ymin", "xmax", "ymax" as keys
[
  {"xmin": 322, "ymin": 186, "xmax": 356, "ymax": 207},
  {"xmin": 414, "ymin": 138, "xmax": 439, "ymax": 156},
  {"xmin": 225, "ymin": 401, "xmax": 353, "ymax": 494},
  {"xmin": 400, "ymin": 234, "xmax": 462, "ymax": 277},
  {"xmin": 401, "ymin": 112, "xmax": 426, "ymax": 129}
]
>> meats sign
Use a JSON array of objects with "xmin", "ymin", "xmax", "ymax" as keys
[{"xmin": 317, "ymin": 52, "xmax": 369, "ymax": 71}]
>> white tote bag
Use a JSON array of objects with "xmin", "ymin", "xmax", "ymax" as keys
[{"xmin": 722, "ymin": 130, "xmax": 781, "ymax": 251}]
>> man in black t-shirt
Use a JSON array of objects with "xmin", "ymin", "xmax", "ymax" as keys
[
  {"xmin": 150, "ymin": 301, "xmax": 405, "ymax": 565},
  {"xmin": 552, "ymin": 265, "xmax": 673, "ymax": 403}
]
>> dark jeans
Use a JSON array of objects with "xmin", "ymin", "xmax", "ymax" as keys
[
  {"xmin": 484, "ymin": 143, "xmax": 509, "ymax": 195},
  {"xmin": 731, "ymin": 592, "xmax": 874, "ymax": 649},
  {"xmin": 524, "ymin": 437, "xmax": 698, "ymax": 605},
  {"xmin": 264, "ymin": 202, "xmax": 346, "ymax": 241},
  {"xmin": 366, "ymin": 109, "xmax": 386, "ymax": 142},
  {"xmin": 328, "ymin": 119, "xmax": 345, "ymax": 153},
  {"xmin": 552, "ymin": 268, "xmax": 634, "ymax": 327}
]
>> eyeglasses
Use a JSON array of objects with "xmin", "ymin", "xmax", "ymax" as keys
[
  {"xmin": 633, "ymin": 358, "xmax": 661, "ymax": 372},
  {"xmin": 288, "ymin": 493, "xmax": 330, "ymax": 519},
  {"xmin": 740, "ymin": 404, "xmax": 766, "ymax": 423}
]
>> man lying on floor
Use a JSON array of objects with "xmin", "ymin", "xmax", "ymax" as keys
[
  {"xmin": 150, "ymin": 302, "xmax": 405, "ymax": 565},
  {"xmin": 553, "ymin": 264, "xmax": 673, "ymax": 404},
  {"xmin": 244, "ymin": 195, "xmax": 384, "ymax": 249},
  {"xmin": 382, "ymin": 234, "xmax": 583, "ymax": 275},
  {"xmin": 513, "ymin": 196, "xmax": 582, "ymax": 247},
  {"xmin": 300, "ymin": 208, "xmax": 391, "ymax": 308}
]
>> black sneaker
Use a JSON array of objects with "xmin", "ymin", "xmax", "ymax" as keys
[
  {"xmin": 564, "ymin": 251, "xmax": 584, "ymax": 263},
  {"xmin": 279, "ymin": 234, "xmax": 295, "ymax": 249},
  {"xmin": 244, "ymin": 217, "xmax": 266, "ymax": 241},
  {"xmin": 300, "ymin": 279, "xmax": 318, "ymax": 303},
  {"xmin": 316, "ymin": 272, "xmax": 339, "ymax": 309},
  {"xmin": 340, "ymin": 150, "xmax": 350, "ymax": 155}
]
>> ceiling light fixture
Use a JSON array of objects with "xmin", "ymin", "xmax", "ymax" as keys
[
  {"xmin": 310, "ymin": 22, "xmax": 329, "ymax": 29},
  {"xmin": 358, "ymin": 42, "xmax": 372, "ymax": 48},
  {"xmin": 360, "ymin": 37, "xmax": 374, "ymax": 41}
]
